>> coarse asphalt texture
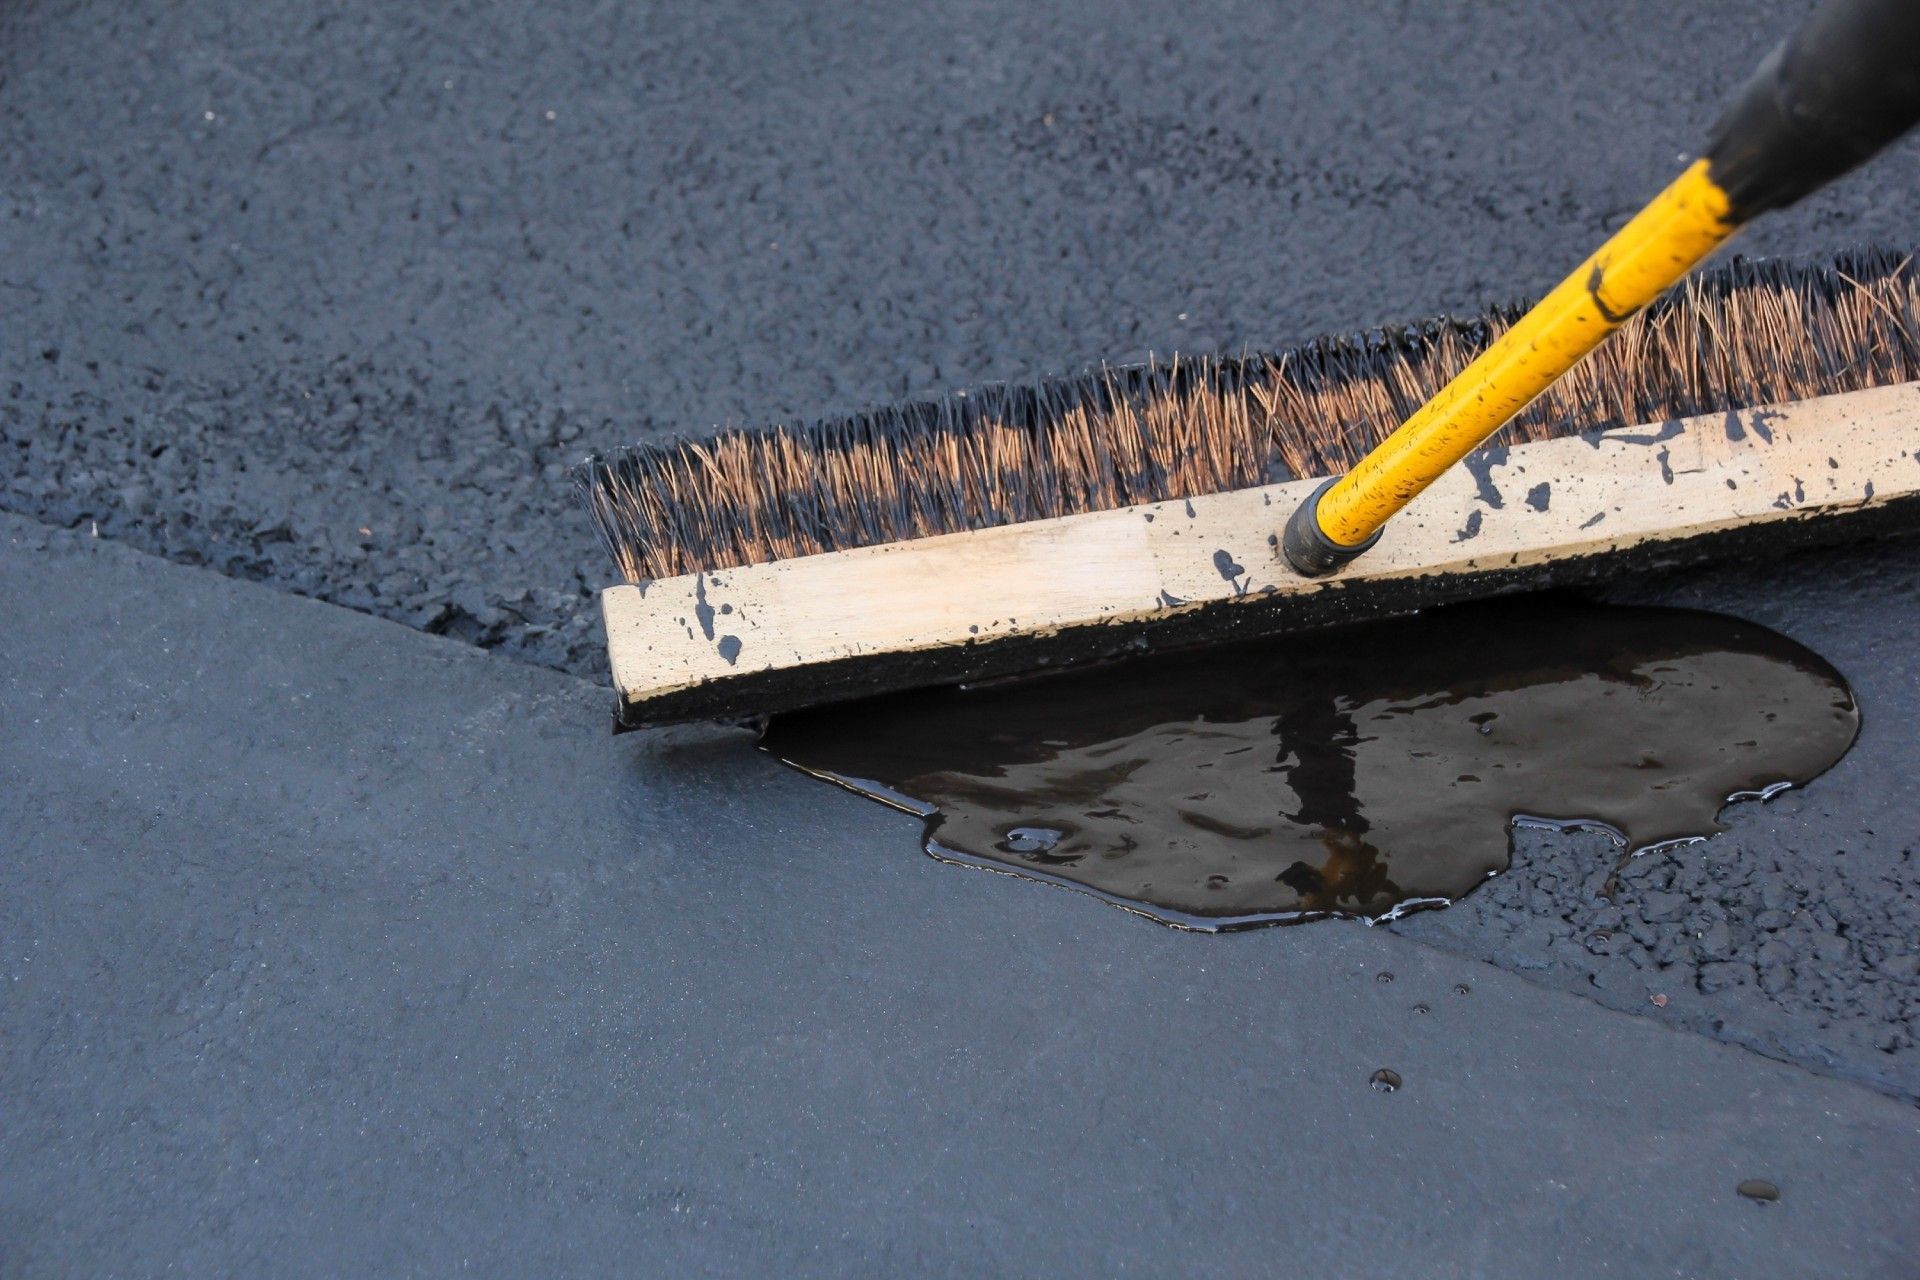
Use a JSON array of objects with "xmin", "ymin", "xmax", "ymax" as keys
[
  {"xmin": 8, "ymin": 1, "xmax": 1919, "ymax": 678},
  {"xmin": 4, "ymin": 1, "xmax": 1920, "ymax": 1273}
]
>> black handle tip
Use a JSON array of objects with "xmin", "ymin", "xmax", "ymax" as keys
[{"xmin": 1283, "ymin": 478, "xmax": 1382, "ymax": 578}]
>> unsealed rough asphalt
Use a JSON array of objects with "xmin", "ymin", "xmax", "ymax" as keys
[
  {"xmin": 8, "ymin": 1, "xmax": 1920, "ymax": 678},
  {"xmin": 4, "ymin": 0, "xmax": 1919, "ymax": 1159}
]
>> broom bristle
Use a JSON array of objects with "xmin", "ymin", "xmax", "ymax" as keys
[{"xmin": 578, "ymin": 248, "xmax": 1920, "ymax": 584}]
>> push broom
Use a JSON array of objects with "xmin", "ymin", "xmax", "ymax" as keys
[{"xmin": 579, "ymin": 0, "xmax": 1920, "ymax": 728}]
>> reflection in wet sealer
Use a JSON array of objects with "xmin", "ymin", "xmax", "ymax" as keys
[{"xmin": 761, "ymin": 596, "xmax": 1859, "ymax": 931}]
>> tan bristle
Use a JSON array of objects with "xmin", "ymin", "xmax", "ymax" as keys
[{"xmin": 578, "ymin": 249, "xmax": 1920, "ymax": 584}]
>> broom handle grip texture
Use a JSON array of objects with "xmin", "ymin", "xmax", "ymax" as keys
[{"xmin": 1283, "ymin": 0, "xmax": 1920, "ymax": 576}]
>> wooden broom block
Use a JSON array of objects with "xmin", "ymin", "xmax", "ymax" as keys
[{"xmin": 603, "ymin": 382, "xmax": 1920, "ymax": 726}]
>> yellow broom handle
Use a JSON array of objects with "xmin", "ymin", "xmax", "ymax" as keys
[
  {"xmin": 1282, "ymin": 0, "xmax": 1920, "ymax": 576},
  {"xmin": 1317, "ymin": 161, "xmax": 1734, "ymax": 546}
]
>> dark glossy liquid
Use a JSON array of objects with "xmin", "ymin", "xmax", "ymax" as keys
[{"xmin": 761, "ymin": 598, "xmax": 1859, "ymax": 931}]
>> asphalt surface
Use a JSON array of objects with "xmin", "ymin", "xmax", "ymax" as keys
[
  {"xmin": 6, "ymin": 513, "xmax": 1919, "ymax": 1277},
  {"xmin": 5, "ymin": 0, "xmax": 1920, "ymax": 1272},
  {"xmin": 1401, "ymin": 538, "xmax": 1920, "ymax": 1103}
]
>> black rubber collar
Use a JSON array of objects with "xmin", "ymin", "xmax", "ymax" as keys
[{"xmin": 1282, "ymin": 476, "xmax": 1382, "ymax": 577}]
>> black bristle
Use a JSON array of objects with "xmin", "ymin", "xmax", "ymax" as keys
[{"xmin": 578, "ymin": 248, "xmax": 1919, "ymax": 584}]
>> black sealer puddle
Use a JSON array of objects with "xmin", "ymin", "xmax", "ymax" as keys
[{"xmin": 761, "ymin": 597, "xmax": 1859, "ymax": 931}]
